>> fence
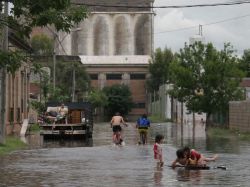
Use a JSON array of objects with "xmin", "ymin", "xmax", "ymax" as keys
[{"xmin": 229, "ymin": 100, "xmax": 250, "ymax": 132}]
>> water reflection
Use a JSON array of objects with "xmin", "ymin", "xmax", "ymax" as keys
[{"xmin": 154, "ymin": 167, "xmax": 163, "ymax": 187}]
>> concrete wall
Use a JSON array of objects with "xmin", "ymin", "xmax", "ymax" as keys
[
  {"xmin": 149, "ymin": 84, "xmax": 172, "ymax": 120},
  {"xmin": 229, "ymin": 100, "xmax": 250, "ymax": 132},
  {"xmin": 149, "ymin": 84, "xmax": 206, "ymax": 123},
  {"xmin": 59, "ymin": 12, "xmax": 153, "ymax": 56}
]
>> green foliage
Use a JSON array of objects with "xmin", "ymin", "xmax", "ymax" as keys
[
  {"xmin": 148, "ymin": 48, "xmax": 174, "ymax": 91},
  {"xmin": 169, "ymin": 42, "xmax": 245, "ymax": 124},
  {"xmin": 148, "ymin": 114, "xmax": 171, "ymax": 123},
  {"xmin": 31, "ymin": 63, "xmax": 51, "ymax": 101},
  {"xmin": 4, "ymin": 0, "xmax": 88, "ymax": 37},
  {"xmin": 29, "ymin": 123, "xmax": 40, "ymax": 132},
  {"xmin": 0, "ymin": 136, "xmax": 26, "ymax": 156},
  {"xmin": 53, "ymin": 61, "xmax": 90, "ymax": 101},
  {"xmin": 238, "ymin": 49, "xmax": 250, "ymax": 77},
  {"xmin": 0, "ymin": 0, "xmax": 88, "ymax": 71},
  {"xmin": 103, "ymin": 84, "xmax": 133, "ymax": 116},
  {"xmin": 31, "ymin": 58, "xmax": 90, "ymax": 102},
  {"xmin": 0, "ymin": 50, "xmax": 25, "ymax": 74},
  {"xmin": 31, "ymin": 34, "xmax": 53, "ymax": 56},
  {"xmin": 48, "ymin": 86, "xmax": 70, "ymax": 103},
  {"xmin": 207, "ymin": 127, "xmax": 250, "ymax": 141},
  {"xmin": 30, "ymin": 100, "xmax": 46, "ymax": 113},
  {"xmin": 86, "ymin": 89, "xmax": 108, "ymax": 108}
]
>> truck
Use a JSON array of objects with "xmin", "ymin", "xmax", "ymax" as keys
[{"xmin": 39, "ymin": 102, "xmax": 93, "ymax": 139}]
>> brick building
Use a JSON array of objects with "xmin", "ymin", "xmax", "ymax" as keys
[
  {"xmin": 3, "ymin": 30, "xmax": 32, "ymax": 135},
  {"xmin": 56, "ymin": 0, "xmax": 155, "ymax": 119}
]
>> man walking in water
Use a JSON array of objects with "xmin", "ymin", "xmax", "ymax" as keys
[{"xmin": 110, "ymin": 112, "xmax": 126, "ymax": 145}]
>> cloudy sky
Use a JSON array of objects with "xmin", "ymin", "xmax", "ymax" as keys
[{"xmin": 154, "ymin": 0, "xmax": 250, "ymax": 55}]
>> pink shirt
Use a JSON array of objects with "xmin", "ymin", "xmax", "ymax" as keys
[{"xmin": 153, "ymin": 143, "xmax": 163, "ymax": 161}]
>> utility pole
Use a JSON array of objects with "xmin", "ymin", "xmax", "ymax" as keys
[
  {"xmin": 53, "ymin": 34, "xmax": 56, "ymax": 91},
  {"xmin": 72, "ymin": 67, "xmax": 76, "ymax": 102},
  {"xmin": 0, "ymin": 2, "xmax": 9, "ymax": 144}
]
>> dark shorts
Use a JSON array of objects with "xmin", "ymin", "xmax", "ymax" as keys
[
  {"xmin": 113, "ymin": 125, "xmax": 122, "ymax": 133},
  {"xmin": 138, "ymin": 127, "xmax": 148, "ymax": 134}
]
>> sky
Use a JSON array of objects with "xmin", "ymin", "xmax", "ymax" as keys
[{"xmin": 154, "ymin": 0, "xmax": 250, "ymax": 55}]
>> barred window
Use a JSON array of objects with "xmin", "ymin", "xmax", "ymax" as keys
[
  {"xmin": 130, "ymin": 74, "xmax": 146, "ymax": 80},
  {"xmin": 106, "ymin": 74, "xmax": 122, "ymax": 80},
  {"xmin": 89, "ymin": 74, "xmax": 98, "ymax": 80}
]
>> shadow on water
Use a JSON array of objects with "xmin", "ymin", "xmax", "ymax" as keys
[{"xmin": 23, "ymin": 133, "xmax": 93, "ymax": 149}]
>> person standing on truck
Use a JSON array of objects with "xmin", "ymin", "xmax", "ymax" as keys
[{"xmin": 110, "ymin": 112, "xmax": 127, "ymax": 145}]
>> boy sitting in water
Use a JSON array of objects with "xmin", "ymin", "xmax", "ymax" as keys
[
  {"xmin": 172, "ymin": 147, "xmax": 218, "ymax": 168},
  {"xmin": 171, "ymin": 149, "xmax": 187, "ymax": 168},
  {"xmin": 183, "ymin": 146, "xmax": 218, "ymax": 166}
]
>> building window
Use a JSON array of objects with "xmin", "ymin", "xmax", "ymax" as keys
[
  {"xmin": 16, "ymin": 108, "xmax": 21, "ymax": 122},
  {"xmin": 130, "ymin": 74, "xmax": 146, "ymax": 80},
  {"xmin": 89, "ymin": 74, "xmax": 98, "ymax": 80},
  {"xmin": 107, "ymin": 74, "xmax": 122, "ymax": 80},
  {"xmin": 133, "ymin": 102, "xmax": 146, "ymax": 108},
  {"xmin": 9, "ymin": 108, "xmax": 14, "ymax": 122}
]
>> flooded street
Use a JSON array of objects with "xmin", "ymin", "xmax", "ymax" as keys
[{"xmin": 1, "ymin": 122, "xmax": 250, "ymax": 186}]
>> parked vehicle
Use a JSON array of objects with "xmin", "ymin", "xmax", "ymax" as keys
[{"xmin": 39, "ymin": 102, "xmax": 93, "ymax": 139}]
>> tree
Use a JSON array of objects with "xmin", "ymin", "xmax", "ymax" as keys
[
  {"xmin": 147, "ymin": 47, "xmax": 174, "ymax": 91},
  {"xmin": 86, "ymin": 89, "xmax": 108, "ymax": 109},
  {"xmin": 0, "ymin": 0, "xmax": 88, "ymax": 70},
  {"xmin": 238, "ymin": 49, "xmax": 250, "ymax": 77},
  {"xmin": 31, "ymin": 34, "xmax": 53, "ymax": 56},
  {"xmin": 1, "ymin": 0, "xmax": 88, "ymax": 37},
  {"xmin": 169, "ymin": 42, "xmax": 245, "ymax": 128},
  {"xmin": 103, "ymin": 84, "xmax": 133, "ymax": 117},
  {"xmin": 53, "ymin": 60, "xmax": 90, "ymax": 101}
]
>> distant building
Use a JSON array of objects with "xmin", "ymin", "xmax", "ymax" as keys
[
  {"xmin": 55, "ymin": 0, "xmax": 155, "ymax": 119},
  {"xmin": 189, "ymin": 34, "xmax": 205, "ymax": 45}
]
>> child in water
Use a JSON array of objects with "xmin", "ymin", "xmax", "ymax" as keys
[
  {"xmin": 183, "ymin": 146, "xmax": 218, "ymax": 166},
  {"xmin": 172, "ymin": 147, "xmax": 218, "ymax": 167},
  {"xmin": 171, "ymin": 148, "xmax": 187, "ymax": 167},
  {"xmin": 153, "ymin": 134, "xmax": 164, "ymax": 168}
]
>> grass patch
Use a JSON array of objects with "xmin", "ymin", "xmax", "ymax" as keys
[
  {"xmin": 207, "ymin": 127, "xmax": 233, "ymax": 137},
  {"xmin": 207, "ymin": 127, "xmax": 250, "ymax": 141},
  {"xmin": 237, "ymin": 132, "xmax": 250, "ymax": 141},
  {"xmin": 149, "ymin": 115, "xmax": 172, "ymax": 123},
  {"xmin": 0, "ymin": 136, "xmax": 26, "ymax": 156}
]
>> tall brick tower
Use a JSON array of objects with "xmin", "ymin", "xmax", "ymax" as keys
[{"xmin": 58, "ymin": 0, "xmax": 155, "ymax": 119}]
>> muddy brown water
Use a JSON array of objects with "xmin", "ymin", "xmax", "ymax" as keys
[{"xmin": 1, "ymin": 122, "xmax": 250, "ymax": 187}]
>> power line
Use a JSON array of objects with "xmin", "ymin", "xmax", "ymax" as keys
[
  {"xmin": 73, "ymin": 1, "xmax": 250, "ymax": 9},
  {"xmin": 155, "ymin": 14, "xmax": 250, "ymax": 35}
]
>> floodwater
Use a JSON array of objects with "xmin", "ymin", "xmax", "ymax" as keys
[{"xmin": 1, "ymin": 122, "xmax": 250, "ymax": 187}]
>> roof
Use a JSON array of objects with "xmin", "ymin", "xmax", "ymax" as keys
[
  {"xmin": 71, "ymin": 0, "xmax": 154, "ymax": 12},
  {"xmin": 79, "ymin": 55, "xmax": 151, "ymax": 65},
  {"xmin": 240, "ymin": 78, "xmax": 250, "ymax": 87}
]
